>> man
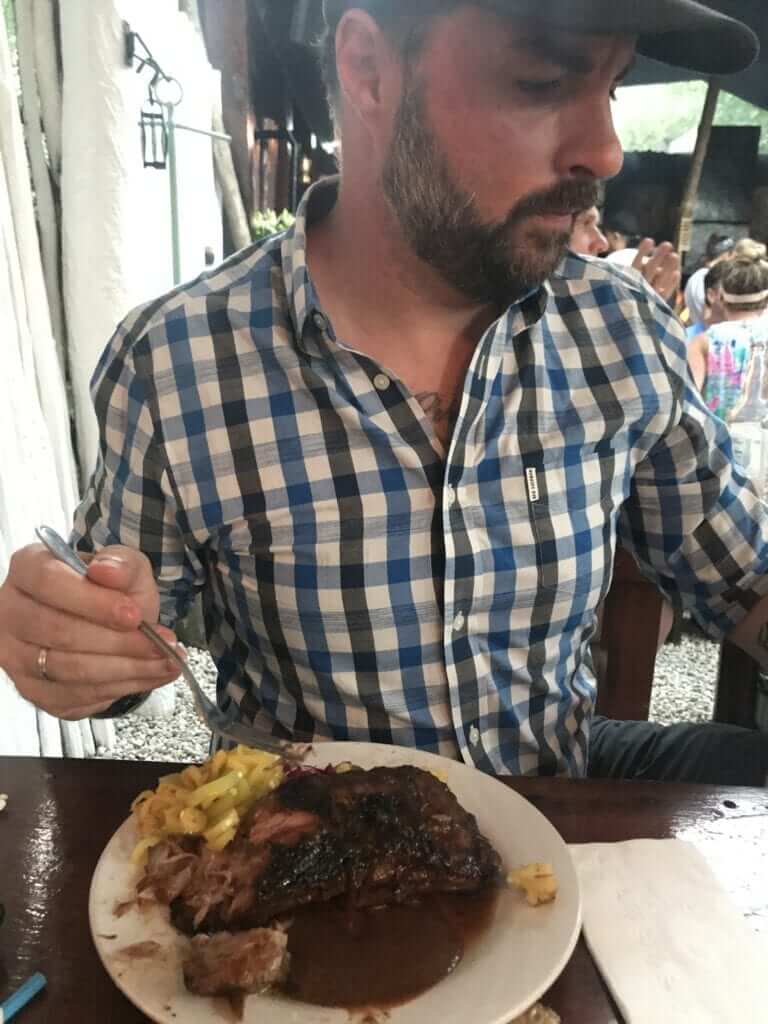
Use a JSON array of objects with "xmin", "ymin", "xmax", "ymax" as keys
[
  {"xmin": 570, "ymin": 205, "xmax": 608, "ymax": 257},
  {"xmin": 2, "ymin": 1, "xmax": 768, "ymax": 783},
  {"xmin": 570, "ymin": 206, "xmax": 681, "ymax": 303},
  {"xmin": 601, "ymin": 209, "xmax": 642, "ymax": 255}
]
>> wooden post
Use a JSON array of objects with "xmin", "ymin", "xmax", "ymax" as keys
[
  {"xmin": 593, "ymin": 548, "xmax": 664, "ymax": 722},
  {"xmin": 675, "ymin": 78, "xmax": 721, "ymax": 256},
  {"xmin": 714, "ymin": 640, "xmax": 759, "ymax": 728}
]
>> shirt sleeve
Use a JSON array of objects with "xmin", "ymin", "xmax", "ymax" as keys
[
  {"xmin": 70, "ymin": 311, "xmax": 204, "ymax": 628},
  {"xmin": 617, "ymin": 293, "xmax": 768, "ymax": 640}
]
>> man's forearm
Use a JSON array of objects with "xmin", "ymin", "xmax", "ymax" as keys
[{"xmin": 726, "ymin": 592, "xmax": 768, "ymax": 671}]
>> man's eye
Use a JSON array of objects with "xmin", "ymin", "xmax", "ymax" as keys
[{"xmin": 516, "ymin": 79, "xmax": 564, "ymax": 97}]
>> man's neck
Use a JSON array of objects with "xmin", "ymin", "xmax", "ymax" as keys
[{"xmin": 306, "ymin": 178, "xmax": 499, "ymax": 364}]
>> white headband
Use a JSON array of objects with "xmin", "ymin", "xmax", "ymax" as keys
[{"xmin": 721, "ymin": 289, "xmax": 768, "ymax": 304}]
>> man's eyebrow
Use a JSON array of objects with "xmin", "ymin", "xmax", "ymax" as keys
[
  {"xmin": 517, "ymin": 34, "xmax": 596, "ymax": 75},
  {"xmin": 516, "ymin": 37, "xmax": 637, "ymax": 82}
]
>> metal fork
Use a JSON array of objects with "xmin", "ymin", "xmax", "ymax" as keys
[{"xmin": 35, "ymin": 526, "xmax": 305, "ymax": 761}]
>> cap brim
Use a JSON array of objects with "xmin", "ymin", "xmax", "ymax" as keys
[
  {"xmin": 636, "ymin": 33, "xmax": 755, "ymax": 77},
  {"xmin": 637, "ymin": 3, "xmax": 759, "ymax": 75},
  {"xmin": 481, "ymin": 0, "xmax": 759, "ymax": 75}
]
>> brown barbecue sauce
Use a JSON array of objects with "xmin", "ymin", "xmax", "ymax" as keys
[{"xmin": 285, "ymin": 888, "xmax": 499, "ymax": 1008}]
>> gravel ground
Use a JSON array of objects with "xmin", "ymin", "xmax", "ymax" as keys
[
  {"xmin": 649, "ymin": 633, "xmax": 718, "ymax": 725},
  {"xmin": 97, "ymin": 647, "xmax": 218, "ymax": 763},
  {"xmin": 97, "ymin": 633, "xmax": 721, "ymax": 764}
]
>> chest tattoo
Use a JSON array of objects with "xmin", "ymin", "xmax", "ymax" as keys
[{"xmin": 414, "ymin": 391, "xmax": 463, "ymax": 447}]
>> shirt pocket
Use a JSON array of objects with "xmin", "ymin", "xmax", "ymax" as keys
[{"xmin": 525, "ymin": 454, "xmax": 619, "ymax": 598}]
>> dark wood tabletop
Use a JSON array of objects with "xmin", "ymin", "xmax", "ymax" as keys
[{"xmin": 1, "ymin": 756, "xmax": 766, "ymax": 1024}]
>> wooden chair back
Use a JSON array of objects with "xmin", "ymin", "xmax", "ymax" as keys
[
  {"xmin": 596, "ymin": 549, "xmax": 762, "ymax": 728},
  {"xmin": 593, "ymin": 547, "xmax": 664, "ymax": 721}
]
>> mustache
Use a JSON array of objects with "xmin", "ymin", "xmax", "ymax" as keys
[{"xmin": 506, "ymin": 178, "xmax": 600, "ymax": 225}]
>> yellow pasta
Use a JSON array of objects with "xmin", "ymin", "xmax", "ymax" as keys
[
  {"xmin": 507, "ymin": 862, "xmax": 559, "ymax": 906},
  {"xmin": 130, "ymin": 745, "xmax": 284, "ymax": 863}
]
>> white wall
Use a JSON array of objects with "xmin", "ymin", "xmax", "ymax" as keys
[{"xmin": 61, "ymin": 0, "xmax": 223, "ymax": 481}]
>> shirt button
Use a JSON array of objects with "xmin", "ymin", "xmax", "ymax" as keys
[
  {"xmin": 452, "ymin": 611, "xmax": 465, "ymax": 633},
  {"xmin": 469, "ymin": 724, "xmax": 481, "ymax": 747},
  {"xmin": 312, "ymin": 312, "xmax": 326, "ymax": 330},
  {"xmin": 446, "ymin": 484, "xmax": 457, "ymax": 507},
  {"xmin": 373, "ymin": 373, "xmax": 391, "ymax": 392}
]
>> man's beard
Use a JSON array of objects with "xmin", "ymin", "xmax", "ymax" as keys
[{"xmin": 382, "ymin": 80, "xmax": 600, "ymax": 306}]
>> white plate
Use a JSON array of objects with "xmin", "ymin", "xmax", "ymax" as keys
[{"xmin": 89, "ymin": 742, "xmax": 581, "ymax": 1023}]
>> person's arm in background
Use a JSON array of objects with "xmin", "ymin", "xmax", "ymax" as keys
[
  {"xmin": 632, "ymin": 239, "xmax": 681, "ymax": 306},
  {"xmin": 687, "ymin": 333, "xmax": 709, "ymax": 393}
]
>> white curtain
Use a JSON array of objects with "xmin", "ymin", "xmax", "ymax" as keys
[
  {"xmin": 1, "ymin": 1, "xmax": 223, "ymax": 752},
  {"xmin": 0, "ymin": 3, "xmax": 111, "ymax": 756},
  {"xmin": 61, "ymin": 0, "xmax": 223, "ymax": 477}
]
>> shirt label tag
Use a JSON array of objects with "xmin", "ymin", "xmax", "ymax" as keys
[{"xmin": 526, "ymin": 467, "xmax": 540, "ymax": 503}]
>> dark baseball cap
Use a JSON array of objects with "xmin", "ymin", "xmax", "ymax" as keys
[{"xmin": 322, "ymin": 1, "xmax": 759, "ymax": 76}]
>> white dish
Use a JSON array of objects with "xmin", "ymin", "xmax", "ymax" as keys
[{"xmin": 89, "ymin": 742, "xmax": 581, "ymax": 1023}]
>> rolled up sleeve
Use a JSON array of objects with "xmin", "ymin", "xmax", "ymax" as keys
[{"xmin": 618, "ymin": 299, "xmax": 768, "ymax": 639}]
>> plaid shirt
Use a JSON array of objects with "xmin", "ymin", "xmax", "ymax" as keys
[{"xmin": 73, "ymin": 179, "xmax": 768, "ymax": 776}]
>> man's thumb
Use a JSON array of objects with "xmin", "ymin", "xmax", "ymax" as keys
[{"xmin": 86, "ymin": 547, "xmax": 160, "ymax": 619}]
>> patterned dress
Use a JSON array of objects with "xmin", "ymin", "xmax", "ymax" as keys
[{"xmin": 704, "ymin": 319, "xmax": 768, "ymax": 422}]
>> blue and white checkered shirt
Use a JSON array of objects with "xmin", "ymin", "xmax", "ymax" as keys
[{"xmin": 73, "ymin": 179, "xmax": 768, "ymax": 776}]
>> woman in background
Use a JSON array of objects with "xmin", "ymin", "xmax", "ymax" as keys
[{"xmin": 688, "ymin": 254, "xmax": 768, "ymax": 421}]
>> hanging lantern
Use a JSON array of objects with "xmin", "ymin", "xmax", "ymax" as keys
[{"xmin": 140, "ymin": 95, "xmax": 168, "ymax": 170}]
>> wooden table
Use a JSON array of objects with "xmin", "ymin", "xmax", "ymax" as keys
[{"xmin": 1, "ymin": 757, "xmax": 766, "ymax": 1023}]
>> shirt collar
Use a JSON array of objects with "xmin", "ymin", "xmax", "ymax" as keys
[
  {"xmin": 280, "ymin": 175, "xmax": 553, "ymax": 349},
  {"xmin": 281, "ymin": 177, "xmax": 339, "ymax": 350}
]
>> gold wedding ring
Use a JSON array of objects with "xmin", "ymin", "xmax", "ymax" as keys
[{"xmin": 37, "ymin": 647, "xmax": 51, "ymax": 682}]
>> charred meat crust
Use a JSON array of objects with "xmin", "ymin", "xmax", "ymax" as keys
[{"xmin": 140, "ymin": 766, "xmax": 502, "ymax": 936}]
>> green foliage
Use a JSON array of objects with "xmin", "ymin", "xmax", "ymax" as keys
[
  {"xmin": 2, "ymin": 0, "xmax": 15, "ymax": 50},
  {"xmin": 615, "ymin": 81, "xmax": 768, "ymax": 154},
  {"xmin": 251, "ymin": 208, "xmax": 296, "ymax": 240},
  {"xmin": 716, "ymin": 92, "xmax": 768, "ymax": 150}
]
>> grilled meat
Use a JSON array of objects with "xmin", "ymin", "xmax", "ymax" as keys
[
  {"xmin": 140, "ymin": 765, "xmax": 502, "ymax": 935},
  {"xmin": 182, "ymin": 928, "xmax": 289, "ymax": 996}
]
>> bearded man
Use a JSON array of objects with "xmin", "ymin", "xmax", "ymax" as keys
[{"xmin": 3, "ymin": 1, "xmax": 768, "ymax": 784}]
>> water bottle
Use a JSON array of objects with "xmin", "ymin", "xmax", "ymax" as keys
[{"xmin": 727, "ymin": 339, "xmax": 768, "ymax": 500}]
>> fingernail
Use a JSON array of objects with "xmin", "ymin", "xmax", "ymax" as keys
[
  {"xmin": 94, "ymin": 555, "xmax": 125, "ymax": 568},
  {"xmin": 165, "ymin": 659, "xmax": 179, "ymax": 673},
  {"xmin": 176, "ymin": 642, "xmax": 188, "ymax": 659}
]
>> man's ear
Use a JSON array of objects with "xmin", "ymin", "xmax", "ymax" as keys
[{"xmin": 335, "ymin": 10, "xmax": 393, "ymax": 126}]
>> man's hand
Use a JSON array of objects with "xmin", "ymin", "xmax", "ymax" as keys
[
  {"xmin": 0, "ymin": 543, "xmax": 183, "ymax": 720},
  {"xmin": 633, "ymin": 239, "xmax": 682, "ymax": 304}
]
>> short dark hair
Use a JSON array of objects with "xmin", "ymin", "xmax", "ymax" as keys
[
  {"xmin": 704, "ymin": 233, "xmax": 735, "ymax": 262},
  {"xmin": 319, "ymin": 1, "xmax": 461, "ymax": 117},
  {"xmin": 601, "ymin": 209, "xmax": 641, "ymax": 243}
]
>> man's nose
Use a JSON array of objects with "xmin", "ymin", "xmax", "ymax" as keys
[
  {"xmin": 557, "ymin": 101, "xmax": 624, "ymax": 183},
  {"xmin": 592, "ymin": 226, "xmax": 609, "ymax": 255}
]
